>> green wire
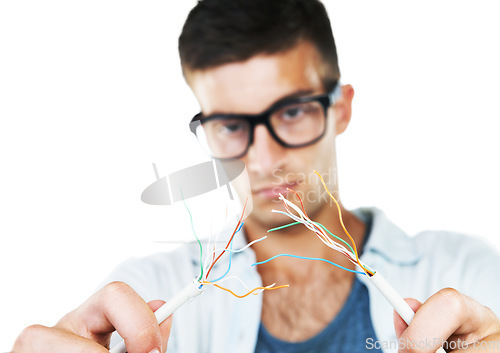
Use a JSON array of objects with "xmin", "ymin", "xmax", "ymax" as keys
[
  {"xmin": 181, "ymin": 191, "xmax": 204, "ymax": 281},
  {"xmin": 268, "ymin": 221, "xmax": 356, "ymax": 256},
  {"xmin": 267, "ymin": 222, "xmax": 299, "ymax": 232}
]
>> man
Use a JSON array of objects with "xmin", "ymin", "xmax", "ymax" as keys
[{"xmin": 13, "ymin": 0, "xmax": 500, "ymax": 352}]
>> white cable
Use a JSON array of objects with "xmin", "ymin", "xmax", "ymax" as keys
[
  {"xmin": 109, "ymin": 279, "xmax": 206, "ymax": 353},
  {"xmin": 369, "ymin": 272, "xmax": 446, "ymax": 353}
]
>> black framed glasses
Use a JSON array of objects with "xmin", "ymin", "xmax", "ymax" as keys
[{"xmin": 189, "ymin": 81, "xmax": 341, "ymax": 159}]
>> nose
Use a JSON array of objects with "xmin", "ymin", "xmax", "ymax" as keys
[{"xmin": 245, "ymin": 124, "xmax": 286, "ymax": 176}]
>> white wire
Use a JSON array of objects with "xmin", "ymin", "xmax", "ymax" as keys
[
  {"xmin": 276, "ymin": 194, "xmax": 354, "ymax": 253},
  {"xmin": 214, "ymin": 275, "xmax": 255, "ymax": 290},
  {"xmin": 278, "ymin": 194, "xmax": 337, "ymax": 243},
  {"xmin": 202, "ymin": 225, "xmax": 241, "ymax": 280},
  {"xmin": 273, "ymin": 194, "xmax": 374, "ymax": 272},
  {"xmin": 272, "ymin": 208, "xmax": 352, "ymax": 257},
  {"xmin": 205, "ymin": 235, "xmax": 267, "ymax": 261},
  {"xmin": 206, "ymin": 190, "xmax": 220, "ymax": 268},
  {"xmin": 202, "ymin": 199, "xmax": 231, "ymax": 281}
]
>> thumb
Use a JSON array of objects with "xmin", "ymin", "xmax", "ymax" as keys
[
  {"xmin": 393, "ymin": 298, "xmax": 422, "ymax": 338},
  {"xmin": 148, "ymin": 300, "xmax": 173, "ymax": 353}
]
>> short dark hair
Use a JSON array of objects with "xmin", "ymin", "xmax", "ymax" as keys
[{"xmin": 178, "ymin": 0, "xmax": 340, "ymax": 89}]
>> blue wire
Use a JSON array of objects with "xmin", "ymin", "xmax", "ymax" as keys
[
  {"xmin": 251, "ymin": 254, "xmax": 367, "ymax": 275},
  {"xmin": 209, "ymin": 222, "xmax": 244, "ymax": 282}
]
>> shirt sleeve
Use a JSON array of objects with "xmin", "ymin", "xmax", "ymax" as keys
[{"xmin": 455, "ymin": 236, "xmax": 500, "ymax": 317}]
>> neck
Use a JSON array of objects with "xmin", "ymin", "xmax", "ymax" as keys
[{"xmin": 244, "ymin": 201, "xmax": 366, "ymax": 282}]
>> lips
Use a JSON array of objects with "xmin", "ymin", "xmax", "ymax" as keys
[{"xmin": 253, "ymin": 181, "xmax": 299, "ymax": 199}]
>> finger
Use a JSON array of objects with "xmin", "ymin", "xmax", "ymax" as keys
[
  {"xmin": 13, "ymin": 324, "xmax": 109, "ymax": 353},
  {"xmin": 399, "ymin": 288, "xmax": 500, "ymax": 353},
  {"xmin": 147, "ymin": 300, "xmax": 173, "ymax": 353},
  {"xmin": 56, "ymin": 281, "xmax": 162, "ymax": 353},
  {"xmin": 393, "ymin": 298, "xmax": 422, "ymax": 338}
]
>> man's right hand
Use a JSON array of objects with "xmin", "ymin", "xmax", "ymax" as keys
[{"xmin": 12, "ymin": 281, "xmax": 172, "ymax": 353}]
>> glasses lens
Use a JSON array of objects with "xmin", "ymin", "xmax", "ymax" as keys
[
  {"xmin": 270, "ymin": 101, "xmax": 326, "ymax": 146},
  {"xmin": 200, "ymin": 118, "xmax": 250, "ymax": 158}
]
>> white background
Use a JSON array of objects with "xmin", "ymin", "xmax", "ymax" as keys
[{"xmin": 1, "ymin": 1, "xmax": 499, "ymax": 350}]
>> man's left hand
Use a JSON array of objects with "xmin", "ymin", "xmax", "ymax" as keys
[{"xmin": 394, "ymin": 288, "xmax": 500, "ymax": 352}]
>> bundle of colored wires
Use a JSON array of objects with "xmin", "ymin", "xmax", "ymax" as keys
[
  {"xmin": 246, "ymin": 172, "xmax": 449, "ymax": 352},
  {"xmin": 183, "ymin": 196, "xmax": 289, "ymax": 297},
  {"xmin": 252, "ymin": 170, "xmax": 374, "ymax": 277}
]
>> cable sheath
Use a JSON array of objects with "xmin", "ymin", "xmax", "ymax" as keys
[
  {"xmin": 369, "ymin": 272, "xmax": 446, "ymax": 353},
  {"xmin": 109, "ymin": 281, "xmax": 205, "ymax": 353}
]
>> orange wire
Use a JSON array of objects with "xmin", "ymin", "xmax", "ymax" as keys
[
  {"xmin": 313, "ymin": 170, "xmax": 374, "ymax": 276},
  {"xmin": 287, "ymin": 188, "xmax": 308, "ymax": 217},
  {"xmin": 202, "ymin": 282, "xmax": 290, "ymax": 298},
  {"xmin": 205, "ymin": 196, "xmax": 249, "ymax": 278}
]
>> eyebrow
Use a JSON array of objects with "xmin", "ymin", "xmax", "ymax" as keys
[
  {"xmin": 267, "ymin": 89, "xmax": 316, "ymax": 109},
  {"xmin": 206, "ymin": 89, "xmax": 314, "ymax": 116}
]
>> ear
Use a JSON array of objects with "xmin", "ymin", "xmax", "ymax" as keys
[{"xmin": 332, "ymin": 84, "xmax": 354, "ymax": 136}]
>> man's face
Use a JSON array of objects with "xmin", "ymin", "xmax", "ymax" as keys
[{"xmin": 188, "ymin": 41, "xmax": 349, "ymax": 228}]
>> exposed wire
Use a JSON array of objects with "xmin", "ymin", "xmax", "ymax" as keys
[
  {"xmin": 277, "ymin": 194, "xmax": 339, "ymax": 249},
  {"xmin": 209, "ymin": 224, "xmax": 240, "ymax": 283},
  {"xmin": 268, "ymin": 221, "xmax": 355, "ymax": 256},
  {"xmin": 208, "ymin": 234, "xmax": 267, "ymax": 283},
  {"xmin": 267, "ymin": 221, "xmax": 300, "ymax": 232},
  {"xmin": 252, "ymin": 254, "xmax": 367, "ymax": 275},
  {"xmin": 206, "ymin": 193, "xmax": 225, "ymax": 274},
  {"xmin": 213, "ymin": 275, "xmax": 285, "ymax": 296},
  {"xmin": 279, "ymin": 191, "xmax": 364, "ymax": 268},
  {"xmin": 313, "ymin": 170, "xmax": 374, "ymax": 276},
  {"xmin": 181, "ymin": 191, "xmax": 204, "ymax": 281},
  {"xmin": 263, "ymin": 178, "xmax": 375, "ymax": 276},
  {"xmin": 214, "ymin": 275, "xmax": 261, "ymax": 294},
  {"xmin": 271, "ymin": 208, "xmax": 357, "ymax": 262},
  {"xmin": 183, "ymin": 194, "xmax": 288, "ymax": 297},
  {"xmin": 202, "ymin": 281, "xmax": 290, "ymax": 298},
  {"xmin": 286, "ymin": 187, "xmax": 331, "ymax": 241},
  {"xmin": 273, "ymin": 199, "xmax": 371, "ymax": 272},
  {"xmin": 205, "ymin": 196, "xmax": 249, "ymax": 279},
  {"xmin": 206, "ymin": 234, "xmax": 267, "ymax": 263}
]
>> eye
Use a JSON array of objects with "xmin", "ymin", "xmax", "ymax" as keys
[
  {"xmin": 218, "ymin": 120, "xmax": 247, "ymax": 135},
  {"xmin": 282, "ymin": 106, "xmax": 305, "ymax": 120}
]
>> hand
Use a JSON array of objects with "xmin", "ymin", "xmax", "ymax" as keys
[
  {"xmin": 12, "ymin": 281, "xmax": 172, "ymax": 353},
  {"xmin": 394, "ymin": 288, "xmax": 500, "ymax": 352}
]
